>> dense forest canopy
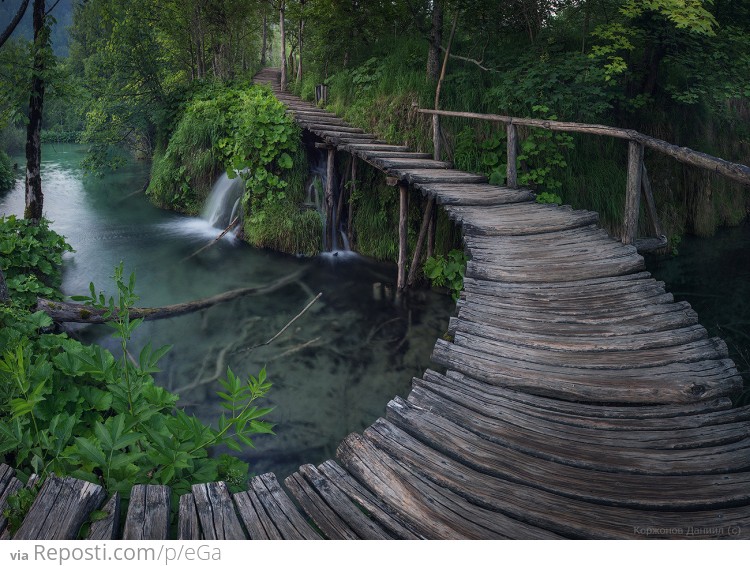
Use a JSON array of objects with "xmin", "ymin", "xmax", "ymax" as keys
[{"xmin": 1, "ymin": 0, "xmax": 749, "ymax": 235}]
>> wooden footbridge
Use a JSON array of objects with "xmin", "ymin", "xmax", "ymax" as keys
[{"xmin": 3, "ymin": 68, "xmax": 750, "ymax": 540}]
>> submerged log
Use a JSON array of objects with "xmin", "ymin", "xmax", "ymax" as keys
[{"xmin": 37, "ymin": 267, "xmax": 309, "ymax": 324}]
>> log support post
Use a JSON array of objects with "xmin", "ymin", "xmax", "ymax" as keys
[
  {"xmin": 348, "ymin": 157, "xmax": 357, "ymax": 243},
  {"xmin": 506, "ymin": 123, "xmax": 518, "ymax": 188},
  {"xmin": 397, "ymin": 181, "xmax": 409, "ymax": 291},
  {"xmin": 426, "ymin": 205, "xmax": 436, "ymax": 259},
  {"xmin": 640, "ymin": 163, "xmax": 663, "ymax": 238},
  {"xmin": 325, "ymin": 146, "xmax": 336, "ymax": 251},
  {"xmin": 623, "ymin": 141, "xmax": 644, "ymax": 245},
  {"xmin": 407, "ymin": 194, "xmax": 435, "ymax": 287},
  {"xmin": 433, "ymin": 115, "xmax": 441, "ymax": 161}
]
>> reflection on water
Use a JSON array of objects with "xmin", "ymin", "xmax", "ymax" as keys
[
  {"xmin": 0, "ymin": 145, "xmax": 453, "ymax": 478},
  {"xmin": 645, "ymin": 223, "xmax": 750, "ymax": 402}
]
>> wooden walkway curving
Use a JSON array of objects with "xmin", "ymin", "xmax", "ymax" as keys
[{"xmin": 4, "ymin": 68, "xmax": 749, "ymax": 540}]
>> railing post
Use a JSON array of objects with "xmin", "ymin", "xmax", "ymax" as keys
[
  {"xmin": 623, "ymin": 141, "xmax": 644, "ymax": 245},
  {"xmin": 397, "ymin": 181, "xmax": 408, "ymax": 291},
  {"xmin": 506, "ymin": 122, "xmax": 518, "ymax": 188},
  {"xmin": 433, "ymin": 114, "xmax": 441, "ymax": 161}
]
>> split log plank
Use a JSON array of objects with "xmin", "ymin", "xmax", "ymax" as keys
[
  {"xmin": 15, "ymin": 475, "xmax": 105, "ymax": 540},
  {"xmin": 232, "ymin": 490, "xmax": 282, "ymax": 540},
  {"xmin": 87, "ymin": 494, "xmax": 120, "ymax": 540},
  {"xmin": 192, "ymin": 482, "xmax": 245, "ymax": 539},
  {"xmin": 122, "ymin": 485, "xmax": 171, "ymax": 540},
  {"xmin": 178, "ymin": 493, "xmax": 202, "ymax": 540}
]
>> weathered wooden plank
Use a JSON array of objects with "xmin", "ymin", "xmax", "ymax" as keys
[
  {"xmin": 338, "ymin": 433, "xmax": 558, "ymax": 539},
  {"xmin": 178, "ymin": 493, "xmax": 202, "ymax": 540},
  {"xmin": 284, "ymin": 472, "xmax": 360, "ymax": 539},
  {"xmin": 365, "ymin": 417, "xmax": 750, "ymax": 539},
  {"xmin": 317, "ymin": 461, "xmax": 421, "ymax": 539},
  {"xmin": 449, "ymin": 318, "xmax": 708, "ymax": 352},
  {"xmin": 405, "ymin": 386, "xmax": 750, "ymax": 454},
  {"xmin": 15, "ymin": 475, "xmax": 105, "ymax": 540},
  {"xmin": 250, "ymin": 473, "xmax": 321, "ymax": 539},
  {"xmin": 414, "ymin": 182, "xmax": 535, "ymax": 205},
  {"xmin": 439, "ymin": 369, "xmax": 734, "ymax": 419},
  {"xmin": 446, "ymin": 202, "xmax": 599, "ymax": 236},
  {"xmin": 393, "ymin": 169, "xmax": 487, "ymax": 185},
  {"xmin": 432, "ymin": 339, "xmax": 742, "ymax": 404},
  {"xmin": 416, "ymin": 370, "xmax": 744, "ymax": 430},
  {"xmin": 376, "ymin": 158, "xmax": 453, "ymax": 170},
  {"xmin": 122, "ymin": 485, "xmax": 171, "ymax": 540},
  {"xmin": 0, "ymin": 465, "xmax": 22, "ymax": 534},
  {"xmin": 344, "ymin": 143, "xmax": 411, "ymax": 152},
  {"xmin": 87, "ymin": 494, "xmax": 120, "ymax": 540},
  {"xmin": 362, "ymin": 151, "xmax": 434, "ymax": 159},
  {"xmin": 232, "ymin": 490, "xmax": 281, "ymax": 540},
  {"xmin": 380, "ymin": 405, "xmax": 750, "ymax": 510},
  {"xmin": 191, "ymin": 482, "xmax": 245, "ymax": 540},
  {"xmin": 298, "ymin": 464, "xmax": 392, "ymax": 539}
]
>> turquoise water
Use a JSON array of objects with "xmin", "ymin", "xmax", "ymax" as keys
[
  {"xmin": 645, "ymin": 223, "xmax": 750, "ymax": 402},
  {"xmin": 0, "ymin": 145, "xmax": 454, "ymax": 478}
]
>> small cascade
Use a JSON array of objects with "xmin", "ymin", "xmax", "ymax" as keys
[
  {"xmin": 305, "ymin": 150, "xmax": 354, "ymax": 257},
  {"xmin": 165, "ymin": 171, "xmax": 244, "ymax": 240},
  {"xmin": 203, "ymin": 172, "xmax": 244, "ymax": 229}
]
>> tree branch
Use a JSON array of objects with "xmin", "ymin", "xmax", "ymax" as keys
[
  {"xmin": 0, "ymin": 0, "xmax": 30, "ymax": 50},
  {"xmin": 36, "ymin": 267, "xmax": 310, "ymax": 324},
  {"xmin": 439, "ymin": 45, "xmax": 500, "ymax": 72}
]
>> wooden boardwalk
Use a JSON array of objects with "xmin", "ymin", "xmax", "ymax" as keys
[{"xmin": 4, "ymin": 68, "xmax": 749, "ymax": 540}]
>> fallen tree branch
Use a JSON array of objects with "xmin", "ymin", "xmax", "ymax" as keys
[
  {"xmin": 181, "ymin": 216, "xmax": 240, "ymax": 262},
  {"xmin": 244, "ymin": 292, "xmax": 323, "ymax": 350},
  {"xmin": 37, "ymin": 267, "xmax": 309, "ymax": 324}
]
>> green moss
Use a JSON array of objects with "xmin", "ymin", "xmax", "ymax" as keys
[{"xmin": 244, "ymin": 198, "xmax": 322, "ymax": 256}]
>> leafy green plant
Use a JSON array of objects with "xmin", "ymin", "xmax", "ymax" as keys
[
  {"xmin": 536, "ymin": 191, "xmax": 563, "ymax": 205},
  {"xmin": 423, "ymin": 250, "xmax": 468, "ymax": 301},
  {"xmin": 0, "ymin": 236, "xmax": 274, "ymax": 498},
  {"xmin": 0, "ymin": 216, "xmax": 72, "ymax": 309},
  {"xmin": 517, "ymin": 106, "xmax": 575, "ymax": 192}
]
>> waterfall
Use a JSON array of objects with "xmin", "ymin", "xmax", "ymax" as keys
[
  {"xmin": 203, "ymin": 172, "xmax": 244, "ymax": 229},
  {"xmin": 305, "ymin": 150, "xmax": 354, "ymax": 257},
  {"xmin": 165, "ymin": 171, "xmax": 244, "ymax": 239}
]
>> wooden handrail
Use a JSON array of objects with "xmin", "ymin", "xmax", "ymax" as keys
[{"xmin": 416, "ymin": 108, "xmax": 750, "ymax": 186}]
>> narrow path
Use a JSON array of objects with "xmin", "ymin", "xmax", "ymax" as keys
[{"xmin": 4, "ymin": 69, "xmax": 748, "ymax": 540}]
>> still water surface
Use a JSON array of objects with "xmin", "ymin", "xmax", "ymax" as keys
[
  {"xmin": 0, "ymin": 145, "xmax": 454, "ymax": 478},
  {"xmin": 645, "ymin": 223, "xmax": 750, "ymax": 400}
]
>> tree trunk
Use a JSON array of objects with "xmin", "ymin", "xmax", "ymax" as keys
[
  {"xmin": 24, "ymin": 0, "xmax": 46, "ymax": 223},
  {"xmin": 426, "ymin": 0, "xmax": 443, "ymax": 81},
  {"xmin": 260, "ymin": 12, "xmax": 267, "ymax": 66},
  {"xmin": 297, "ymin": 17, "xmax": 304, "ymax": 84},
  {"xmin": 279, "ymin": 0, "xmax": 287, "ymax": 91}
]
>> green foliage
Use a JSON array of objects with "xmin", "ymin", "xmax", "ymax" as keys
[
  {"xmin": 517, "ymin": 106, "xmax": 575, "ymax": 192},
  {"xmin": 244, "ymin": 198, "xmax": 322, "ymax": 256},
  {"xmin": 0, "ymin": 222, "xmax": 273, "ymax": 501},
  {"xmin": 0, "ymin": 216, "xmax": 73, "ymax": 310},
  {"xmin": 0, "ymin": 151, "xmax": 14, "ymax": 193},
  {"xmin": 423, "ymin": 250, "xmax": 468, "ymax": 301},
  {"xmin": 536, "ymin": 191, "xmax": 563, "ymax": 205},
  {"xmin": 147, "ymin": 83, "xmax": 301, "ymax": 215}
]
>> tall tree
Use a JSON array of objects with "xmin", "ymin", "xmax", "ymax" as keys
[
  {"xmin": 426, "ymin": 0, "xmax": 443, "ymax": 81},
  {"xmin": 24, "ymin": 0, "xmax": 49, "ymax": 222}
]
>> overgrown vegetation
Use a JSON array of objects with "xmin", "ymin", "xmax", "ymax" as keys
[
  {"xmin": 0, "ymin": 217, "xmax": 273, "ymax": 512},
  {"xmin": 424, "ymin": 250, "xmax": 468, "ymax": 301}
]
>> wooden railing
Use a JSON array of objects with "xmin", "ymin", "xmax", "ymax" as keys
[{"xmin": 417, "ymin": 107, "xmax": 750, "ymax": 249}]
